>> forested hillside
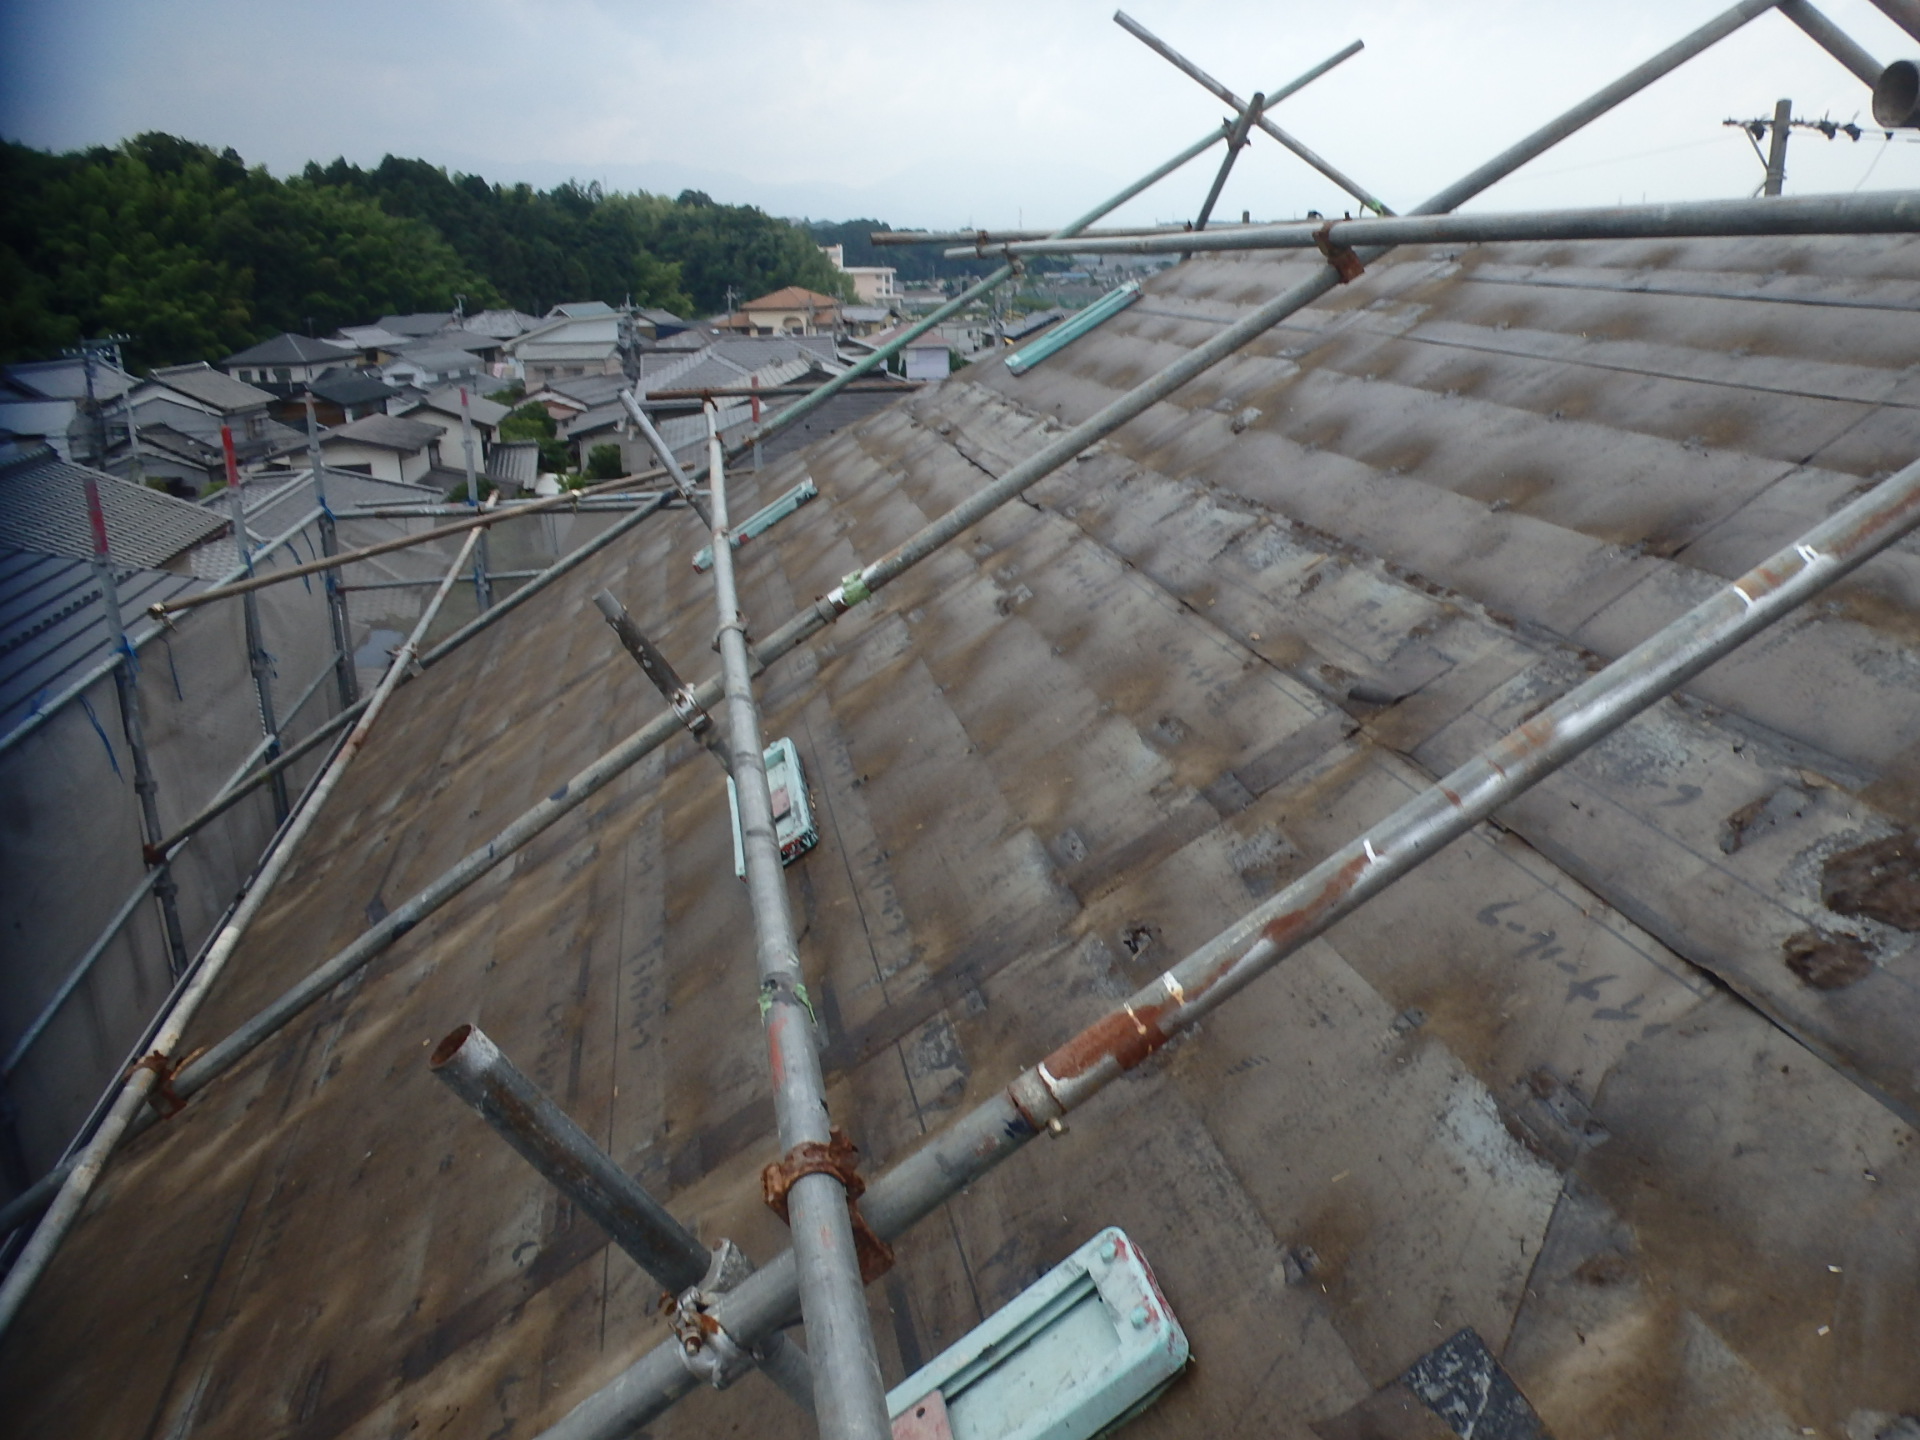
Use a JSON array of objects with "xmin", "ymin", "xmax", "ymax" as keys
[{"xmin": 0, "ymin": 134, "xmax": 854, "ymax": 370}]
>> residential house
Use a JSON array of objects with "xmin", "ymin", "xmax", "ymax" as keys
[
  {"xmin": 330, "ymin": 325, "xmax": 413, "ymax": 367},
  {"xmin": 0, "ymin": 357, "xmax": 138, "ymax": 467},
  {"xmin": 381, "ymin": 346, "xmax": 484, "ymax": 391},
  {"xmin": 523, "ymin": 373, "xmax": 630, "ymax": 426},
  {"xmin": 565, "ymin": 333, "xmax": 858, "ymax": 473},
  {"xmin": 220, "ymin": 335, "xmax": 357, "ymax": 395},
  {"xmin": 305, "ymin": 371, "xmax": 399, "ymax": 426},
  {"xmin": 840, "ymin": 306, "xmax": 893, "ymax": 337},
  {"xmin": 375, "ymin": 312, "xmax": 458, "ymax": 338},
  {"xmin": 129, "ymin": 364, "xmax": 298, "ymax": 480},
  {"xmin": 903, "ymin": 334, "xmax": 952, "ymax": 381},
  {"xmin": 390, "ymin": 387, "xmax": 509, "ymax": 466},
  {"xmin": 820, "ymin": 244, "xmax": 898, "ymax": 307},
  {"xmin": 463, "ymin": 309, "xmax": 540, "ymax": 342},
  {"xmin": 311, "ymin": 413, "xmax": 443, "ymax": 485},
  {"xmin": 632, "ymin": 307, "xmax": 688, "ymax": 341},
  {"xmin": 505, "ymin": 303, "xmax": 632, "ymax": 391},
  {"xmin": 725, "ymin": 287, "xmax": 842, "ymax": 337}
]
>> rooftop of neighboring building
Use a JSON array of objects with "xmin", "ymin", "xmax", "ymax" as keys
[
  {"xmin": 142, "ymin": 363, "xmax": 278, "ymax": 414},
  {"xmin": 219, "ymin": 334, "xmax": 357, "ymax": 369},
  {"xmin": 319, "ymin": 413, "xmax": 443, "ymax": 454},
  {"xmin": 737, "ymin": 286, "xmax": 842, "ymax": 313},
  {"xmin": 0, "ymin": 446, "xmax": 227, "ymax": 568}
]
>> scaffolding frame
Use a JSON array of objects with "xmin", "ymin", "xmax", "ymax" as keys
[{"xmin": 3, "ymin": 3, "xmax": 1918, "ymax": 1436}]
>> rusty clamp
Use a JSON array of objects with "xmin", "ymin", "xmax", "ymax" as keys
[
  {"xmin": 126, "ymin": 1047, "xmax": 201, "ymax": 1118},
  {"xmin": 1313, "ymin": 223, "xmax": 1366, "ymax": 284},
  {"xmin": 761, "ymin": 1126, "xmax": 894, "ymax": 1284},
  {"xmin": 662, "ymin": 1238, "xmax": 762, "ymax": 1389}
]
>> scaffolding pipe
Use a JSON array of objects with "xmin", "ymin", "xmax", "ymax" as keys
[
  {"xmin": 144, "ymin": 492, "xmax": 674, "ymax": 863},
  {"xmin": 460, "ymin": 387, "xmax": 494, "ymax": 612},
  {"xmin": 700, "ymin": 108, "xmax": 1266, "ymax": 469},
  {"xmin": 305, "ymin": 405, "xmax": 361, "ymax": 708},
  {"xmin": 592, "ymin": 591, "xmax": 726, "ymax": 770},
  {"xmin": 429, "ymin": 1023, "xmax": 814, "ymax": 1412},
  {"xmin": 1, "ymin": 867, "xmax": 165, "ymax": 1080},
  {"xmin": 137, "ymin": 0, "xmax": 1773, "ymax": 1163},
  {"xmin": 1864, "ymin": 0, "xmax": 1920, "ymax": 43},
  {"xmin": 0, "ymin": 523, "xmax": 484, "ymax": 1339},
  {"xmin": 619, "ymin": 395, "xmax": 716, "ymax": 528},
  {"xmin": 1779, "ymin": 0, "xmax": 1885, "ymax": 84},
  {"xmin": 537, "ymin": 441, "xmax": 1920, "ymax": 1439},
  {"xmin": 222, "ymin": 427, "xmax": 292, "ymax": 821},
  {"xmin": 952, "ymin": 188, "xmax": 1920, "ymax": 257},
  {"xmin": 338, "ymin": 498, "xmax": 663, "ymax": 519},
  {"xmin": 1194, "ymin": 91, "xmax": 1265, "ymax": 232},
  {"xmin": 151, "ymin": 470, "xmax": 667, "ymax": 616},
  {"xmin": 1114, "ymin": 12, "xmax": 1391, "ymax": 215},
  {"xmin": 871, "ymin": 222, "xmax": 1273, "ymax": 246},
  {"xmin": 0, "ymin": 502, "xmax": 322, "ymax": 760},
  {"xmin": 81, "ymin": 473, "xmax": 192, "ymax": 978},
  {"xmin": 701, "ymin": 404, "xmax": 892, "ymax": 1440}
]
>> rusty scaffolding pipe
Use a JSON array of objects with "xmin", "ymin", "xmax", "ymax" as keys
[
  {"xmin": 428, "ymin": 1023, "xmax": 814, "ymax": 1412},
  {"xmin": 702, "ymin": 404, "xmax": 892, "ymax": 1440},
  {"xmin": 0, "ymin": 523, "xmax": 484, "ymax": 1338},
  {"xmin": 534, "ymin": 441, "xmax": 1920, "ymax": 1438},
  {"xmin": 109, "ymin": 0, "xmax": 1778, "ymax": 1226}
]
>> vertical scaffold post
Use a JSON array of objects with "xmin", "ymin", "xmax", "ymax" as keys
[
  {"xmin": 461, "ymin": 387, "xmax": 493, "ymax": 611},
  {"xmin": 304, "ymin": 399, "xmax": 360, "ymax": 708},
  {"xmin": 221, "ymin": 425, "xmax": 291, "ymax": 820},
  {"xmin": 703, "ymin": 402, "xmax": 892, "ymax": 1440},
  {"xmin": 82, "ymin": 473, "xmax": 190, "ymax": 978}
]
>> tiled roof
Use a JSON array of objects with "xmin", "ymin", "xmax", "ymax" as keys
[
  {"xmin": 219, "ymin": 334, "xmax": 357, "ymax": 368},
  {"xmin": 0, "ymin": 448, "xmax": 227, "ymax": 568},
  {"xmin": 738, "ymin": 286, "xmax": 841, "ymax": 312},
  {"xmin": 146, "ymin": 364, "xmax": 276, "ymax": 413},
  {"xmin": 322, "ymin": 414, "xmax": 442, "ymax": 454}
]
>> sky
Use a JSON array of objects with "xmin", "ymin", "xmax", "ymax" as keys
[{"xmin": 3, "ymin": 0, "xmax": 1917, "ymax": 230}]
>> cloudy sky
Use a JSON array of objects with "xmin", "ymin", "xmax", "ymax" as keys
[{"xmin": 4, "ymin": 0, "xmax": 1917, "ymax": 229}]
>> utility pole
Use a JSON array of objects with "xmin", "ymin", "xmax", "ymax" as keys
[{"xmin": 1764, "ymin": 98, "xmax": 1792, "ymax": 195}]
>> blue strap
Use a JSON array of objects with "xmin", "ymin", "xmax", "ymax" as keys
[{"xmin": 79, "ymin": 695, "xmax": 123, "ymax": 777}]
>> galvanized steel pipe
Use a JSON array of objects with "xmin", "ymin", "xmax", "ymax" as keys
[
  {"xmin": 151, "ymin": 0, "xmax": 1768, "ymax": 1160},
  {"xmin": 952, "ymin": 189, "xmax": 1920, "ymax": 258},
  {"xmin": 1779, "ymin": 0, "xmax": 1885, "ymax": 85},
  {"xmin": 0, "ymin": 524, "xmax": 484, "ymax": 1339},
  {"xmin": 538, "ymin": 445, "xmax": 1920, "ymax": 1438},
  {"xmin": 1114, "ymin": 13, "xmax": 1390, "ymax": 215},
  {"xmin": 704, "ymin": 405, "xmax": 892, "ymax": 1440}
]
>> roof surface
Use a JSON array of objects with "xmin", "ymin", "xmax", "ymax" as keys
[
  {"xmin": 739, "ymin": 285, "xmax": 842, "ymax": 312},
  {"xmin": 0, "ymin": 546, "xmax": 207, "ymax": 732},
  {"xmin": 308, "ymin": 371, "xmax": 399, "ymax": 406},
  {"xmin": 377, "ymin": 313, "xmax": 460, "ymax": 337},
  {"xmin": 145, "ymin": 364, "xmax": 278, "ymax": 414},
  {"xmin": 384, "ymin": 348, "xmax": 482, "ymax": 374},
  {"xmin": 1, "ymin": 358, "xmax": 137, "ymax": 403},
  {"xmin": 4, "ymin": 232, "xmax": 1918, "ymax": 1440},
  {"xmin": 321, "ymin": 413, "xmax": 443, "ymax": 453},
  {"xmin": 0, "ymin": 448, "xmax": 227, "ymax": 570},
  {"xmin": 219, "ymin": 335, "xmax": 357, "ymax": 368}
]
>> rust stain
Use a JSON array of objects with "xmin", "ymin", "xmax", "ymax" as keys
[
  {"xmin": 1042, "ymin": 1003, "xmax": 1172, "ymax": 1083},
  {"xmin": 1257, "ymin": 850, "xmax": 1370, "ymax": 954}
]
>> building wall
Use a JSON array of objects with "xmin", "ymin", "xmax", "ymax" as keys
[
  {"xmin": 319, "ymin": 439, "xmax": 430, "ymax": 485},
  {"xmin": 845, "ymin": 267, "xmax": 897, "ymax": 304}
]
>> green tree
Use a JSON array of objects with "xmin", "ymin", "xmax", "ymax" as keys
[{"xmin": 585, "ymin": 443, "xmax": 624, "ymax": 480}]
